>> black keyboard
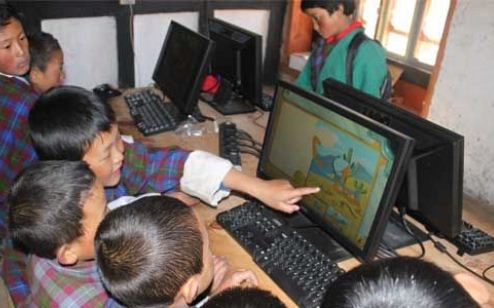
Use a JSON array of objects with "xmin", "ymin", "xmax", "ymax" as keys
[
  {"xmin": 124, "ymin": 90, "xmax": 183, "ymax": 136},
  {"xmin": 217, "ymin": 201, "xmax": 344, "ymax": 307},
  {"xmin": 218, "ymin": 122, "xmax": 242, "ymax": 167},
  {"xmin": 452, "ymin": 221, "xmax": 494, "ymax": 256}
]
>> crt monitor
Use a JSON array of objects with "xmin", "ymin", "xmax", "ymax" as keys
[
  {"xmin": 152, "ymin": 21, "xmax": 214, "ymax": 117},
  {"xmin": 258, "ymin": 80, "xmax": 414, "ymax": 262},
  {"xmin": 207, "ymin": 17, "xmax": 263, "ymax": 109},
  {"xmin": 323, "ymin": 78, "xmax": 464, "ymax": 238}
]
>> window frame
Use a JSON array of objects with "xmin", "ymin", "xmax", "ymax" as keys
[{"xmin": 360, "ymin": 0, "xmax": 450, "ymax": 73}]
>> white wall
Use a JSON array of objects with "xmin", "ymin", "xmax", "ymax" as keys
[
  {"xmin": 429, "ymin": 0, "xmax": 494, "ymax": 207},
  {"xmin": 42, "ymin": 17, "xmax": 118, "ymax": 89}
]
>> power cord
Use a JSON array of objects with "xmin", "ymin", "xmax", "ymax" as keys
[
  {"xmin": 399, "ymin": 207, "xmax": 426, "ymax": 258},
  {"xmin": 482, "ymin": 264, "xmax": 494, "ymax": 284},
  {"xmin": 428, "ymin": 233, "xmax": 494, "ymax": 286}
]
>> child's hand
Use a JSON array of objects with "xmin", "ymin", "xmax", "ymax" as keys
[
  {"xmin": 255, "ymin": 179, "xmax": 320, "ymax": 213},
  {"xmin": 223, "ymin": 169, "xmax": 319, "ymax": 213},
  {"xmin": 210, "ymin": 256, "xmax": 230, "ymax": 293},
  {"xmin": 212, "ymin": 269, "xmax": 258, "ymax": 295}
]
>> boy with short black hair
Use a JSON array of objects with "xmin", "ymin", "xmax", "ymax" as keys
[
  {"xmin": 0, "ymin": 4, "xmax": 39, "ymax": 304},
  {"xmin": 96, "ymin": 195, "xmax": 258, "ymax": 307},
  {"xmin": 29, "ymin": 85, "xmax": 318, "ymax": 213},
  {"xmin": 28, "ymin": 31, "xmax": 64, "ymax": 94},
  {"xmin": 0, "ymin": 4, "xmax": 37, "ymax": 220},
  {"xmin": 203, "ymin": 287, "xmax": 286, "ymax": 308},
  {"xmin": 321, "ymin": 256, "xmax": 487, "ymax": 308},
  {"xmin": 7, "ymin": 160, "xmax": 121, "ymax": 306},
  {"xmin": 296, "ymin": 0, "xmax": 388, "ymax": 98}
]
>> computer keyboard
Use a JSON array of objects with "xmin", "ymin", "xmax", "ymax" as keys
[
  {"xmin": 124, "ymin": 90, "xmax": 183, "ymax": 136},
  {"xmin": 217, "ymin": 201, "xmax": 344, "ymax": 307},
  {"xmin": 452, "ymin": 221, "xmax": 494, "ymax": 256}
]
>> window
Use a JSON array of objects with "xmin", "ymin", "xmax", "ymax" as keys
[{"xmin": 358, "ymin": 0, "xmax": 451, "ymax": 69}]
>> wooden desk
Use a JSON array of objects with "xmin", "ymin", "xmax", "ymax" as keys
[{"xmin": 110, "ymin": 91, "xmax": 494, "ymax": 307}]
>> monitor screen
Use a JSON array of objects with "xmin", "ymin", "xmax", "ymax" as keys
[
  {"xmin": 208, "ymin": 17, "xmax": 262, "ymax": 108},
  {"xmin": 258, "ymin": 80, "xmax": 414, "ymax": 261},
  {"xmin": 323, "ymin": 78, "xmax": 464, "ymax": 238},
  {"xmin": 153, "ymin": 21, "xmax": 214, "ymax": 115}
]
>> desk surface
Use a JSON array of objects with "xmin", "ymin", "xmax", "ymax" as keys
[{"xmin": 110, "ymin": 91, "xmax": 494, "ymax": 307}]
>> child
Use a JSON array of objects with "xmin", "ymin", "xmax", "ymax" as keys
[
  {"xmin": 7, "ymin": 160, "xmax": 120, "ymax": 306},
  {"xmin": 321, "ymin": 256, "xmax": 487, "ymax": 308},
  {"xmin": 28, "ymin": 31, "xmax": 64, "ymax": 94},
  {"xmin": 95, "ymin": 195, "xmax": 258, "ymax": 307},
  {"xmin": 29, "ymin": 85, "xmax": 319, "ymax": 214},
  {"xmin": 295, "ymin": 0, "xmax": 388, "ymax": 98},
  {"xmin": 0, "ymin": 4, "xmax": 37, "ymax": 227},
  {"xmin": 203, "ymin": 287, "xmax": 286, "ymax": 308},
  {"xmin": 0, "ymin": 4, "xmax": 39, "ymax": 304}
]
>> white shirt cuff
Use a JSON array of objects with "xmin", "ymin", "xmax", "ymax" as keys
[
  {"xmin": 107, "ymin": 192, "xmax": 161, "ymax": 210},
  {"xmin": 180, "ymin": 150, "xmax": 232, "ymax": 206}
]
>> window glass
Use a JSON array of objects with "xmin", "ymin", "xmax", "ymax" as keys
[
  {"xmin": 414, "ymin": 0, "xmax": 450, "ymax": 65},
  {"xmin": 381, "ymin": 0, "xmax": 418, "ymax": 56},
  {"xmin": 358, "ymin": 0, "xmax": 381, "ymax": 38}
]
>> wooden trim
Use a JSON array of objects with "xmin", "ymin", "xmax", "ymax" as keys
[
  {"xmin": 422, "ymin": 0, "xmax": 457, "ymax": 117},
  {"xmin": 281, "ymin": 0, "xmax": 312, "ymax": 66}
]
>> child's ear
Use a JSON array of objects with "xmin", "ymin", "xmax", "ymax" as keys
[
  {"xmin": 176, "ymin": 274, "xmax": 200, "ymax": 304},
  {"xmin": 56, "ymin": 244, "xmax": 79, "ymax": 266},
  {"xmin": 29, "ymin": 67, "xmax": 42, "ymax": 83},
  {"xmin": 454, "ymin": 273, "xmax": 490, "ymax": 305}
]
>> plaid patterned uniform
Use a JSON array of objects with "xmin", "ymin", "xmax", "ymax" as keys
[
  {"xmin": 0, "ymin": 74, "xmax": 190, "ymax": 305},
  {"xmin": 0, "ymin": 75, "xmax": 38, "ymax": 234},
  {"xmin": 27, "ymin": 255, "xmax": 123, "ymax": 307}
]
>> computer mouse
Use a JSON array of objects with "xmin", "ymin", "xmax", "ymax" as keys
[{"xmin": 93, "ymin": 83, "xmax": 122, "ymax": 101}]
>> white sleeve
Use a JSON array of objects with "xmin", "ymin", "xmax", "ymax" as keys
[{"xmin": 180, "ymin": 150, "xmax": 233, "ymax": 207}]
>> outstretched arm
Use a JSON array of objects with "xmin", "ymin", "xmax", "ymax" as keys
[{"xmin": 223, "ymin": 169, "xmax": 320, "ymax": 213}]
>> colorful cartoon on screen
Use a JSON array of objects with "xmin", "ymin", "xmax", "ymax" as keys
[{"xmin": 291, "ymin": 121, "xmax": 393, "ymax": 248}]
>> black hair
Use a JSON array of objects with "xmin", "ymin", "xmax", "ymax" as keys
[
  {"xmin": 204, "ymin": 287, "xmax": 287, "ymax": 308},
  {"xmin": 95, "ymin": 195, "xmax": 203, "ymax": 307},
  {"xmin": 29, "ymin": 31, "xmax": 61, "ymax": 72},
  {"xmin": 322, "ymin": 256, "xmax": 479, "ymax": 308},
  {"xmin": 8, "ymin": 161, "xmax": 96, "ymax": 259},
  {"xmin": 0, "ymin": 4, "xmax": 20, "ymax": 27},
  {"xmin": 29, "ymin": 85, "xmax": 115, "ymax": 160},
  {"xmin": 301, "ymin": 0, "xmax": 356, "ymax": 15}
]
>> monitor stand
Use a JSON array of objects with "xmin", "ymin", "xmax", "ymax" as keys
[
  {"xmin": 207, "ymin": 89, "xmax": 256, "ymax": 115},
  {"xmin": 282, "ymin": 210, "xmax": 428, "ymax": 263}
]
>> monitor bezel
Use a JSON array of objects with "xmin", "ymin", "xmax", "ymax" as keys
[
  {"xmin": 152, "ymin": 21, "xmax": 215, "ymax": 116},
  {"xmin": 322, "ymin": 77, "xmax": 464, "ymax": 238},
  {"xmin": 207, "ymin": 17, "xmax": 263, "ymax": 108},
  {"xmin": 257, "ymin": 80, "xmax": 414, "ymax": 262}
]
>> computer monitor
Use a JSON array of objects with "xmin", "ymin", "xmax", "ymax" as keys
[
  {"xmin": 323, "ymin": 78, "xmax": 464, "ymax": 238},
  {"xmin": 207, "ymin": 17, "xmax": 263, "ymax": 113},
  {"xmin": 258, "ymin": 80, "xmax": 414, "ymax": 262},
  {"xmin": 152, "ymin": 21, "xmax": 214, "ymax": 118}
]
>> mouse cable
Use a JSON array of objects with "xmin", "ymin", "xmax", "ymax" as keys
[{"xmin": 427, "ymin": 233, "xmax": 494, "ymax": 286}]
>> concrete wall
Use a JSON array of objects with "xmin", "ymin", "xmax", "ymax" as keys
[{"xmin": 429, "ymin": 0, "xmax": 494, "ymax": 208}]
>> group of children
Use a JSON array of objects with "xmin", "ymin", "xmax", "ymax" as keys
[
  {"xmin": 0, "ymin": 2, "xmax": 489, "ymax": 307},
  {"xmin": 0, "ymin": 3, "xmax": 319, "ymax": 306}
]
